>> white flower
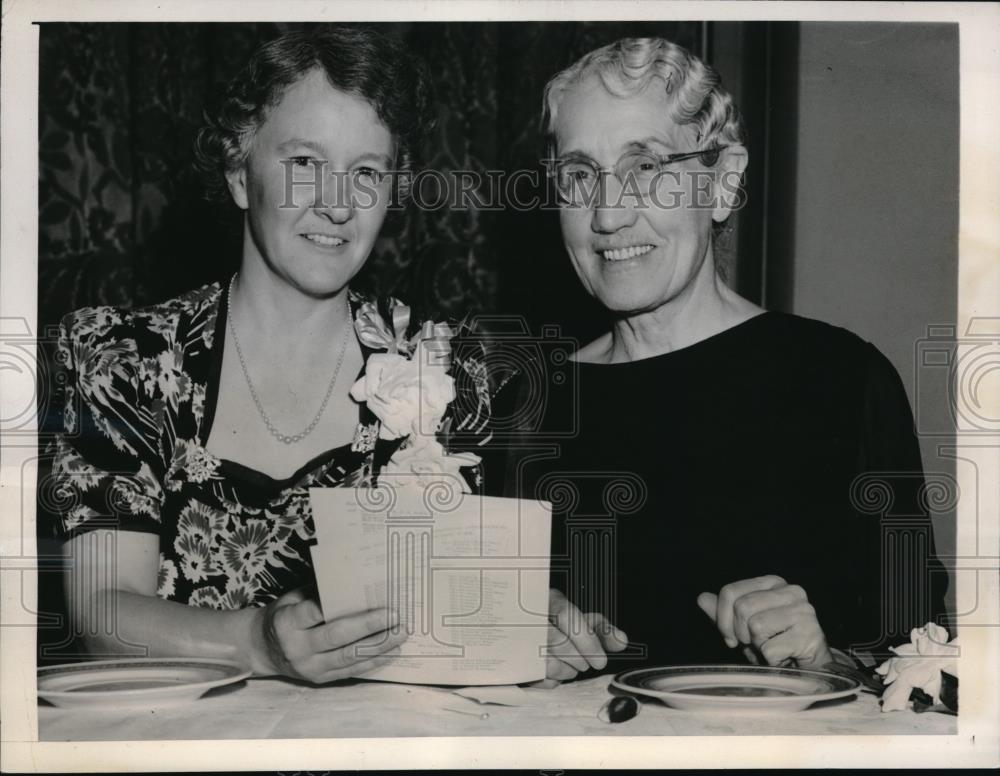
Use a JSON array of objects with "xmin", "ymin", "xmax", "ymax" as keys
[
  {"xmin": 65, "ymin": 504, "xmax": 100, "ymax": 531},
  {"xmin": 176, "ymin": 533, "xmax": 213, "ymax": 583},
  {"xmin": 155, "ymin": 346, "xmax": 192, "ymax": 410},
  {"xmin": 381, "ymin": 439, "xmax": 480, "ymax": 494},
  {"xmin": 876, "ymin": 622, "xmax": 959, "ymax": 711},
  {"xmin": 191, "ymin": 382, "xmax": 207, "ymax": 424},
  {"xmin": 189, "ymin": 585, "xmax": 223, "ymax": 609},
  {"xmin": 113, "ymin": 462, "xmax": 164, "ymax": 519},
  {"xmin": 168, "ymin": 438, "xmax": 220, "ymax": 484},
  {"xmin": 174, "ymin": 501, "xmax": 226, "ymax": 582},
  {"xmin": 139, "ymin": 346, "xmax": 191, "ymax": 409},
  {"xmin": 220, "ymin": 519, "xmax": 275, "ymax": 579},
  {"xmin": 221, "ymin": 577, "xmax": 258, "ymax": 609},
  {"xmin": 350, "ymin": 352, "xmax": 455, "ymax": 441},
  {"xmin": 177, "ymin": 500, "xmax": 226, "ymax": 542},
  {"xmin": 185, "ymin": 443, "xmax": 219, "ymax": 483}
]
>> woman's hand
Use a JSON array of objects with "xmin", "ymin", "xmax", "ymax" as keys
[
  {"xmin": 696, "ymin": 575, "xmax": 834, "ymax": 669},
  {"xmin": 251, "ymin": 587, "xmax": 408, "ymax": 684},
  {"xmin": 534, "ymin": 588, "xmax": 629, "ymax": 687}
]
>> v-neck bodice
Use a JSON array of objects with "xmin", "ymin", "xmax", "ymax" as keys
[{"xmin": 48, "ymin": 281, "xmax": 391, "ymax": 608}]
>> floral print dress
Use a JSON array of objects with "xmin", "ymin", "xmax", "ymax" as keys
[{"xmin": 49, "ymin": 281, "xmax": 488, "ymax": 608}]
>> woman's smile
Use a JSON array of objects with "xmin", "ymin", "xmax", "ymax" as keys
[
  {"xmin": 554, "ymin": 76, "xmax": 729, "ymax": 315},
  {"xmin": 301, "ymin": 232, "xmax": 349, "ymax": 249},
  {"xmin": 598, "ymin": 243, "xmax": 656, "ymax": 262}
]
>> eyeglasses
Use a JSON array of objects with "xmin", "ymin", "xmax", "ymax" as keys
[{"xmin": 546, "ymin": 146, "xmax": 728, "ymax": 207}]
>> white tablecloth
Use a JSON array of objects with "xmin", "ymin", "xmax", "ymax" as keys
[{"xmin": 38, "ymin": 673, "xmax": 956, "ymax": 740}]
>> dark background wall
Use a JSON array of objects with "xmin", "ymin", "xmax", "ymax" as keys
[
  {"xmin": 37, "ymin": 21, "xmax": 705, "ymax": 339},
  {"xmin": 788, "ymin": 22, "xmax": 959, "ymax": 615}
]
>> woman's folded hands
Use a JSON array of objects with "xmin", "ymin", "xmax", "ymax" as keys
[
  {"xmin": 243, "ymin": 576, "xmax": 835, "ymax": 685},
  {"xmin": 697, "ymin": 574, "xmax": 835, "ymax": 669},
  {"xmin": 249, "ymin": 586, "xmax": 408, "ymax": 684}
]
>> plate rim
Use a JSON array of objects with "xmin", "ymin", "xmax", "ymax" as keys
[
  {"xmin": 37, "ymin": 657, "xmax": 252, "ymax": 701},
  {"xmin": 610, "ymin": 663, "xmax": 861, "ymax": 707}
]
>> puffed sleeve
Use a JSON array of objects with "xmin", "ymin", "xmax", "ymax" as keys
[
  {"xmin": 47, "ymin": 308, "xmax": 166, "ymax": 538},
  {"xmin": 840, "ymin": 343, "xmax": 950, "ymax": 661}
]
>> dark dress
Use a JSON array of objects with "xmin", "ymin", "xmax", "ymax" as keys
[{"xmin": 506, "ymin": 311, "xmax": 949, "ymax": 667}]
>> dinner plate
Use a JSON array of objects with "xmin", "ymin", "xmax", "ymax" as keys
[
  {"xmin": 38, "ymin": 658, "xmax": 252, "ymax": 709},
  {"xmin": 611, "ymin": 664, "xmax": 860, "ymax": 712}
]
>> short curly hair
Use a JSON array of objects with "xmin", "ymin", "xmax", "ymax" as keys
[
  {"xmin": 542, "ymin": 37, "xmax": 746, "ymax": 153},
  {"xmin": 194, "ymin": 25, "xmax": 434, "ymax": 205}
]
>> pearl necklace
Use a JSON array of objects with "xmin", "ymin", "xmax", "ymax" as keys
[{"xmin": 225, "ymin": 274, "xmax": 351, "ymax": 445}]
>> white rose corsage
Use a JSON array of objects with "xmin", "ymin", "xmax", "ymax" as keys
[
  {"xmin": 875, "ymin": 622, "xmax": 959, "ymax": 713},
  {"xmin": 349, "ymin": 297, "xmax": 481, "ymax": 493}
]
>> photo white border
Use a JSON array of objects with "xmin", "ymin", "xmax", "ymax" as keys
[{"xmin": 2, "ymin": 0, "xmax": 998, "ymax": 770}]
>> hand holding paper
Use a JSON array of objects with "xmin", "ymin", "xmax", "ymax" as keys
[
  {"xmin": 250, "ymin": 586, "xmax": 408, "ymax": 683},
  {"xmin": 309, "ymin": 487, "xmax": 552, "ymax": 685}
]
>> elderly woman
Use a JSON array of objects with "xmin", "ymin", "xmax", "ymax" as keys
[
  {"xmin": 526, "ymin": 37, "xmax": 948, "ymax": 682},
  {"xmin": 47, "ymin": 27, "xmax": 455, "ymax": 684}
]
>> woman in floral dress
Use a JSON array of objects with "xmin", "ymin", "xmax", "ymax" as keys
[{"xmin": 49, "ymin": 27, "xmax": 482, "ymax": 684}]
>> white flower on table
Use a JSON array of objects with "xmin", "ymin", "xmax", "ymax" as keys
[{"xmin": 876, "ymin": 621, "xmax": 958, "ymax": 712}]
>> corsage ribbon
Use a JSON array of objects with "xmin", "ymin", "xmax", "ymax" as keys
[
  {"xmin": 355, "ymin": 299, "xmax": 410, "ymax": 353},
  {"xmin": 354, "ymin": 299, "xmax": 454, "ymax": 367}
]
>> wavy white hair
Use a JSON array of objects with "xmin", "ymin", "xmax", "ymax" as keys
[{"xmin": 542, "ymin": 37, "xmax": 746, "ymax": 152}]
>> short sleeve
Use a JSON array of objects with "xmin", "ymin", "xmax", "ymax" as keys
[
  {"xmin": 47, "ymin": 309, "xmax": 166, "ymax": 538},
  {"xmin": 839, "ymin": 343, "xmax": 950, "ymax": 660}
]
